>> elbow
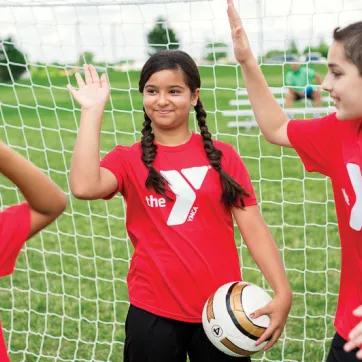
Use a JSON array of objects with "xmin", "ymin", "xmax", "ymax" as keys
[
  {"xmin": 70, "ymin": 183, "xmax": 97, "ymax": 200},
  {"xmin": 54, "ymin": 192, "xmax": 68, "ymax": 215}
]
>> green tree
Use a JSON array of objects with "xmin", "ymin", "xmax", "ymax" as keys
[
  {"xmin": 205, "ymin": 42, "xmax": 228, "ymax": 62},
  {"xmin": 147, "ymin": 17, "xmax": 180, "ymax": 56},
  {"xmin": 77, "ymin": 51, "xmax": 95, "ymax": 66},
  {"xmin": 0, "ymin": 37, "xmax": 27, "ymax": 82},
  {"xmin": 303, "ymin": 39, "xmax": 329, "ymax": 59},
  {"xmin": 287, "ymin": 39, "xmax": 299, "ymax": 55},
  {"xmin": 318, "ymin": 38, "xmax": 329, "ymax": 58},
  {"xmin": 264, "ymin": 49, "xmax": 285, "ymax": 58}
]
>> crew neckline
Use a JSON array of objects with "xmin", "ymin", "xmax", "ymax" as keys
[{"xmin": 153, "ymin": 132, "xmax": 199, "ymax": 153}]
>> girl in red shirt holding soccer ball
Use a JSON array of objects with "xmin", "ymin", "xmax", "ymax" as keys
[
  {"xmin": 68, "ymin": 47, "xmax": 292, "ymax": 360},
  {"xmin": 226, "ymin": 0, "xmax": 362, "ymax": 360}
]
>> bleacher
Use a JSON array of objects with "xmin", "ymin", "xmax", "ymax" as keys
[{"xmin": 224, "ymin": 86, "xmax": 336, "ymax": 129}]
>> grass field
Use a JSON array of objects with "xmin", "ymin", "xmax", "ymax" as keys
[{"xmin": 0, "ymin": 62, "xmax": 340, "ymax": 362}]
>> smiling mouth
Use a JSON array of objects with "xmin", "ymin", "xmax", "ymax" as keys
[{"xmin": 156, "ymin": 110, "xmax": 173, "ymax": 114}]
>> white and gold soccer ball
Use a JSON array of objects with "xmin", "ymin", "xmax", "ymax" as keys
[{"xmin": 202, "ymin": 281, "xmax": 272, "ymax": 357}]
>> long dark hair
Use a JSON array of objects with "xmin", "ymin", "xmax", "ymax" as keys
[
  {"xmin": 333, "ymin": 21, "xmax": 362, "ymax": 75},
  {"xmin": 138, "ymin": 50, "xmax": 250, "ymax": 208}
]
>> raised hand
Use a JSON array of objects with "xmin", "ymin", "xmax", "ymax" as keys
[
  {"xmin": 226, "ymin": 0, "xmax": 254, "ymax": 64},
  {"xmin": 67, "ymin": 64, "xmax": 110, "ymax": 110}
]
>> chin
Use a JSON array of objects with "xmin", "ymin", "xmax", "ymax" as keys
[{"xmin": 336, "ymin": 110, "xmax": 361, "ymax": 121}]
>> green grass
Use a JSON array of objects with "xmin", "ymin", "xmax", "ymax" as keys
[{"xmin": 0, "ymin": 63, "xmax": 339, "ymax": 362}]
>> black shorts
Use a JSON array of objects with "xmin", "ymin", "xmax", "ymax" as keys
[
  {"xmin": 326, "ymin": 333, "xmax": 360, "ymax": 362},
  {"xmin": 124, "ymin": 304, "xmax": 252, "ymax": 362},
  {"xmin": 294, "ymin": 91, "xmax": 314, "ymax": 101}
]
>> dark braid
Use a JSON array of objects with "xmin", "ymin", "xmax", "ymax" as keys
[
  {"xmin": 140, "ymin": 110, "xmax": 172, "ymax": 200},
  {"xmin": 194, "ymin": 98, "xmax": 250, "ymax": 208}
]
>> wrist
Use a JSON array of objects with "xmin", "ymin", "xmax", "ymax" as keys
[
  {"xmin": 239, "ymin": 56, "xmax": 258, "ymax": 69},
  {"xmin": 81, "ymin": 106, "xmax": 105, "ymax": 115}
]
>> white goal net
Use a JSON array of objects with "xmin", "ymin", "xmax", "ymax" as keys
[{"xmin": 0, "ymin": 0, "xmax": 361, "ymax": 361}]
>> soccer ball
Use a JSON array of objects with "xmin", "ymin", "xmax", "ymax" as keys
[{"xmin": 202, "ymin": 281, "xmax": 272, "ymax": 357}]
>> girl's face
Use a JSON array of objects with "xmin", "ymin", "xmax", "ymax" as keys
[
  {"xmin": 143, "ymin": 68, "xmax": 199, "ymax": 131},
  {"xmin": 322, "ymin": 41, "xmax": 362, "ymax": 120}
]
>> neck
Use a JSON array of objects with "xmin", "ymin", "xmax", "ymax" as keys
[{"xmin": 153, "ymin": 125, "xmax": 192, "ymax": 146}]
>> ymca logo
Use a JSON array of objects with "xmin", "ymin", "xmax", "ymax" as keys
[
  {"xmin": 346, "ymin": 163, "xmax": 362, "ymax": 231},
  {"xmin": 145, "ymin": 166, "xmax": 209, "ymax": 226}
]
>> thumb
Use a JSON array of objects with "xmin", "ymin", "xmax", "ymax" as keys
[
  {"xmin": 250, "ymin": 306, "xmax": 269, "ymax": 319},
  {"xmin": 67, "ymin": 83, "xmax": 77, "ymax": 97}
]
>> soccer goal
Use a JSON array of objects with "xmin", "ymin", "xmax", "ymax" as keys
[{"xmin": 0, "ymin": 0, "xmax": 359, "ymax": 361}]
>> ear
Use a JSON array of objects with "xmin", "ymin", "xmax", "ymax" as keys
[{"xmin": 191, "ymin": 88, "xmax": 200, "ymax": 107}]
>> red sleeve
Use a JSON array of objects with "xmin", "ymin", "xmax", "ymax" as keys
[
  {"xmin": 287, "ymin": 114, "xmax": 337, "ymax": 176},
  {"xmin": 100, "ymin": 145, "xmax": 129, "ymax": 200},
  {"xmin": 222, "ymin": 144, "xmax": 258, "ymax": 207},
  {"xmin": 0, "ymin": 203, "xmax": 31, "ymax": 278},
  {"xmin": 0, "ymin": 323, "xmax": 9, "ymax": 362}
]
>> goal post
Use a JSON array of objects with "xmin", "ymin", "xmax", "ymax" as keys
[{"xmin": 0, "ymin": 0, "xmax": 356, "ymax": 361}]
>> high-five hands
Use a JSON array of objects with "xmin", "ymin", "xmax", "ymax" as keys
[
  {"xmin": 226, "ymin": 0, "xmax": 254, "ymax": 64},
  {"xmin": 67, "ymin": 64, "xmax": 110, "ymax": 110}
]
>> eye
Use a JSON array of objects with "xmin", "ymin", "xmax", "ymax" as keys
[
  {"xmin": 146, "ymin": 89, "xmax": 157, "ymax": 94},
  {"xmin": 170, "ymin": 89, "xmax": 181, "ymax": 94},
  {"xmin": 332, "ymin": 72, "xmax": 341, "ymax": 78}
]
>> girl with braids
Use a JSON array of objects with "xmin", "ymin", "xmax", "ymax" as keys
[
  {"xmin": 68, "ymin": 52, "xmax": 291, "ymax": 362},
  {"xmin": 226, "ymin": 0, "xmax": 362, "ymax": 360}
]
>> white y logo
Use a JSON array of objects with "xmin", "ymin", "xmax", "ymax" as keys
[
  {"xmin": 161, "ymin": 166, "xmax": 209, "ymax": 226},
  {"xmin": 346, "ymin": 163, "xmax": 362, "ymax": 231}
]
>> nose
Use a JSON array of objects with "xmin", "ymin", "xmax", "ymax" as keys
[
  {"xmin": 157, "ymin": 93, "xmax": 169, "ymax": 106},
  {"xmin": 321, "ymin": 74, "xmax": 332, "ymax": 93}
]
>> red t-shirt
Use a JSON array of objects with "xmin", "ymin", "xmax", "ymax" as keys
[
  {"xmin": 0, "ymin": 202, "xmax": 31, "ymax": 362},
  {"xmin": 100, "ymin": 133, "xmax": 257, "ymax": 322},
  {"xmin": 288, "ymin": 113, "xmax": 362, "ymax": 341}
]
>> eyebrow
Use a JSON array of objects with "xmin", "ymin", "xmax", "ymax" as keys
[
  {"xmin": 144, "ymin": 84, "xmax": 185, "ymax": 89},
  {"xmin": 327, "ymin": 63, "xmax": 340, "ymax": 69}
]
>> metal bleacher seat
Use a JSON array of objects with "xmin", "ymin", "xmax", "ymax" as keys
[{"xmin": 224, "ymin": 87, "xmax": 336, "ymax": 129}]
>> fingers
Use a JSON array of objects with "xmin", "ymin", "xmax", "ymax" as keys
[
  {"xmin": 84, "ymin": 64, "xmax": 93, "ymax": 85},
  {"xmin": 89, "ymin": 64, "xmax": 100, "ymax": 83},
  {"xmin": 345, "ymin": 322, "xmax": 362, "ymax": 353},
  {"xmin": 226, "ymin": 0, "xmax": 242, "ymax": 32},
  {"xmin": 75, "ymin": 72, "xmax": 85, "ymax": 88},
  {"xmin": 262, "ymin": 327, "xmax": 282, "ymax": 351},
  {"xmin": 354, "ymin": 306, "xmax": 362, "ymax": 317},
  {"xmin": 250, "ymin": 305, "xmax": 269, "ymax": 319},
  {"xmin": 100, "ymin": 73, "xmax": 109, "ymax": 89}
]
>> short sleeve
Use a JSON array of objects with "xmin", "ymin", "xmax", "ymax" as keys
[
  {"xmin": 0, "ymin": 203, "xmax": 31, "ymax": 277},
  {"xmin": 309, "ymin": 67, "xmax": 317, "ymax": 81},
  {"xmin": 100, "ymin": 146, "xmax": 129, "ymax": 199},
  {"xmin": 287, "ymin": 114, "xmax": 337, "ymax": 176},
  {"xmin": 222, "ymin": 144, "xmax": 258, "ymax": 207},
  {"xmin": 0, "ymin": 323, "xmax": 9, "ymax": 362},
  {"xmin": 285, "ymin": 71, "xmax": 293, "ymax": 86}
]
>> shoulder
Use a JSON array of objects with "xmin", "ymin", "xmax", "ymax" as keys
[
  {"xmin": 213, "ymin": 139, "xmax": 235, "ymax": 153},
  {"xmin": 213, "ymin": 139, "xmax": 241, "ymax": 161},
  {"xmin": 104, "ymin": 143, "xmax": 141, "ymax": 157},
  {"xmin": 289, "ymin": 112, "xmax": 338, "ymax": 129},
  {"xmin": 287, "ymin": 113, "xmax": 339, "ymax": 144}
]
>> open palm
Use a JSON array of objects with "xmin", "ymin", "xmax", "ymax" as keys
[
  {"xmin": 227, "ymin": 0, "xmax": 254, "ymax": 64},
  {"xmin": 67, "ymin": 64, "xmax": 110, "ymax": 110}
]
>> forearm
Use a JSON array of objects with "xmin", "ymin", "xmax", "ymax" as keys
[
  {"xmin": 70, "ymin": 108, "xmax": 105, "ymax": 196},
  {"xmin": 246, "ymin": 224, "xmax": 291, "ymax": 297},
  {"xmin": 240, "ymin": 58, "xmax": 289, "ymax": 142},
  {"xmin": 0, "ymin": 143, "xmax": 66, "ymax": 214}
]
